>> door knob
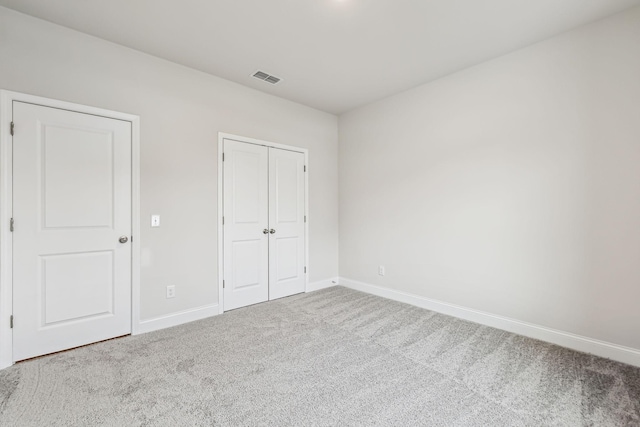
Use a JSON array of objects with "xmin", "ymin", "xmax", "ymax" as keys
[
  {"xmin": 269, "ymin": 229, "xmax": 276, "ymax": 234},
  {"xmin": 119, "ymin": 236, "xmax": 129, "ymax": 244},
  {"xmin": 263, "ymin": 229, "xmax": 269, "ymax": 234}
]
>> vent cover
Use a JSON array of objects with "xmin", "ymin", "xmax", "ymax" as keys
[{"xmin": 252, "ymin": 70, "xmax": 282, "ymax": 85}]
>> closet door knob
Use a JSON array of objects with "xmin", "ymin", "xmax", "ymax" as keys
[
  {"xmin": 269, "ymin": 229, "xmax": 276, "ymax": 234},
  {"xmin": 263, "ymin": 229, "xmax": 269, "ymax": 234}
]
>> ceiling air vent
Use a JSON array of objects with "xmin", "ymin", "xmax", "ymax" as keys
[{"xmin": 252, "ymin": 70, "xmax": 281, "ymax": 85}]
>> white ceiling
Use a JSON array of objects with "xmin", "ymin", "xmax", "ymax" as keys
[{"xmin": 1, "ymin": 0, "xmax": 638, "ymax": 114}]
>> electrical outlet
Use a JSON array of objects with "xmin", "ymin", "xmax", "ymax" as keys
[
  {"xmin": 151, "ymin": 215, "xmax": 160, "ymax": 227},
  {"xmin": 378, "ymin": 265, "xmax": 385, "ymax": 276},
  {"xmin": 166, "ymin": 285, "xmax": 175, "ymax": 298}
]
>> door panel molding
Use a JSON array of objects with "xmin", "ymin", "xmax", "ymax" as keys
[
  {"xmin": 217, "ymin": 133, "xmax": 309, "ymax": 313},
  {"xmin": 0, "ymin": 90, "xmax": 141, "ymax": 369}
]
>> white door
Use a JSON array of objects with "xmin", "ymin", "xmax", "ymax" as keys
[
  {"xmin": 12, "ymin": 101, "xmax": 132, "ymax": 361},
  {"xmin": 223, "ymin": 140, "xmax": 270, "ymax": 311},
  {"xmin": 222, "ymin": 139, "xmax": 306, "ymax": 311},
  {"xmin": 268, "ymin": 148, "xmax": 306, "ymax": 300}
]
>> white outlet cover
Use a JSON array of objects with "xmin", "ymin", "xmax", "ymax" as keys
[
  {"xmin": 151, "ymin": 215, "xmax": 160, "ymax": 227},
  {"xmin": 166, "ymin": 285, "xmax": 175, "ymax": 298}
]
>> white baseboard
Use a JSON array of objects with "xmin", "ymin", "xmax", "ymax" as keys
[
  {"xmin": 135, "ymin": 303, "xmax": 220, "ymax": 335},
  {"xmin": 307, "ymin": 277, "xmax": 339, "ymax": 293},
  {"xmin": 339, "ymin": 277, "xmax": 640, "ymax": 367}
]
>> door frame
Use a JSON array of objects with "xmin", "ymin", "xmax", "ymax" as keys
[
  {"xmin": 0, "ymin": 90, "xmax": 141, "ymax": 369},
  {"xmin": 217, "ymin": 133, "xmax": 309, "ymax": 313}
]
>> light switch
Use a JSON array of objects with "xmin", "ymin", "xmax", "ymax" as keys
[{"xmin": 151, "ymin": 215, "xmax": 160, "ymax": 227}]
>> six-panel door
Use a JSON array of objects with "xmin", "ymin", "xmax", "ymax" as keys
[{"xmin": 12, "ymin": 101, "xmax": 132, "ymax": 361}]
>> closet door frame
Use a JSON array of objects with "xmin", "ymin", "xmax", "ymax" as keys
[{"xmin": 217, "ymin": 133, "xmax": 308, "ymax": 314}]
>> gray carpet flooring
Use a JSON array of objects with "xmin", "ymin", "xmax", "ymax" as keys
[{"xmin": 1, "ymin": 286, "xmax": 639, "ymax": 426}]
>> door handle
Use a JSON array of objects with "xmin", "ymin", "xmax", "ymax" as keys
[
  {"xmin": 119, "ymin": 236, "xmax": 129, "ymax": 244},
  {"xmin": 263, "ymin": 229, "xmax": 269, "ymax": 234},
  {"xmin": 269, "ymin": 229, "xmax": 276, "ymax": 234}
]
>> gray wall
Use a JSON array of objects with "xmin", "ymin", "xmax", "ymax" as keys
[
  {"xmin": 0, "ymin": 7, "xmax": 339, "ymax": 320},
  {"xmin": 339, "ymin": 7, "xmax": 640, "ymax": 350}
]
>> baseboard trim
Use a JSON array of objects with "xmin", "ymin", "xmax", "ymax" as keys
[
  {"xmin": 307, "ymin": 277, "xmax": 339, "ymax": 293},
  {"xmin": 339, "ymin": 277, "xmax": 640, "ymax": 367},
  {"xmin": 135, "ymin": 303, "xmax": 220, "ymax": 335}
]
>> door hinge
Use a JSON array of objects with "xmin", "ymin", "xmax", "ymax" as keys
[
  {"xmin": 222, "ymin": 216, "xmax": 224, "ymax": 225},
  {"xmin": 131, "ymin": 235, "xmax": 134, "ymax": 242},
  {"xmin": 10, "ymin": 315, "xmax": 13, "ymax": 329},
  {"xmin": 304, "ymin": 266, "xmax": 307, "ymax": 274},
  {"xmin": 10, "ymin": 122, "xmax": 15, "ymax": 136},
  {"xmin": 222, "ymin": 153, "xmax": 225, "ymax": 162},
  {"xmin": 9, "ymin": 218, "xmax": 14, "ymax": 232},
  {"xmin": 223, "ymin": 280, "xmax": 225, "ymax": 289},
  {"xmin": 304, "ymin": 215, "xmax": 307, "ymax": 223},
  {"xmin": 304, "ymin": 165, "xmax": 306, "ymax": 172}
]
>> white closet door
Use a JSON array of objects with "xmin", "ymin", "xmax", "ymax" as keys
[
  {"xmin": 268, "ymin": 148, "xmax": 306, "ymax": 300},
  {"xmin": 223, "ymin": 140, "xmax": 269, "ymax": 311},
  {"xmin": 12, "ymin": 101, "xmax": 132, "ymax": 361}
]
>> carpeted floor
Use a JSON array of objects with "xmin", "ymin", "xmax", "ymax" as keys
[{"xmin": 1, "ymin": 286, "xmax": 639, "ymax": 426}]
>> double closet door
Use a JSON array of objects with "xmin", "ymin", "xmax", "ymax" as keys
[{"xmin": 223, "ymin": 139, "xmax": 306, "ymax": 311}]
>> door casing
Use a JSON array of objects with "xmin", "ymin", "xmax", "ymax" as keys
[
  {"xmin": 0, "ymin": 90, "xmax": 141, "ymax": 369},
  {"xmin": 217, "ymin": 133, "xmax": 309, "ymax": 313}
]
